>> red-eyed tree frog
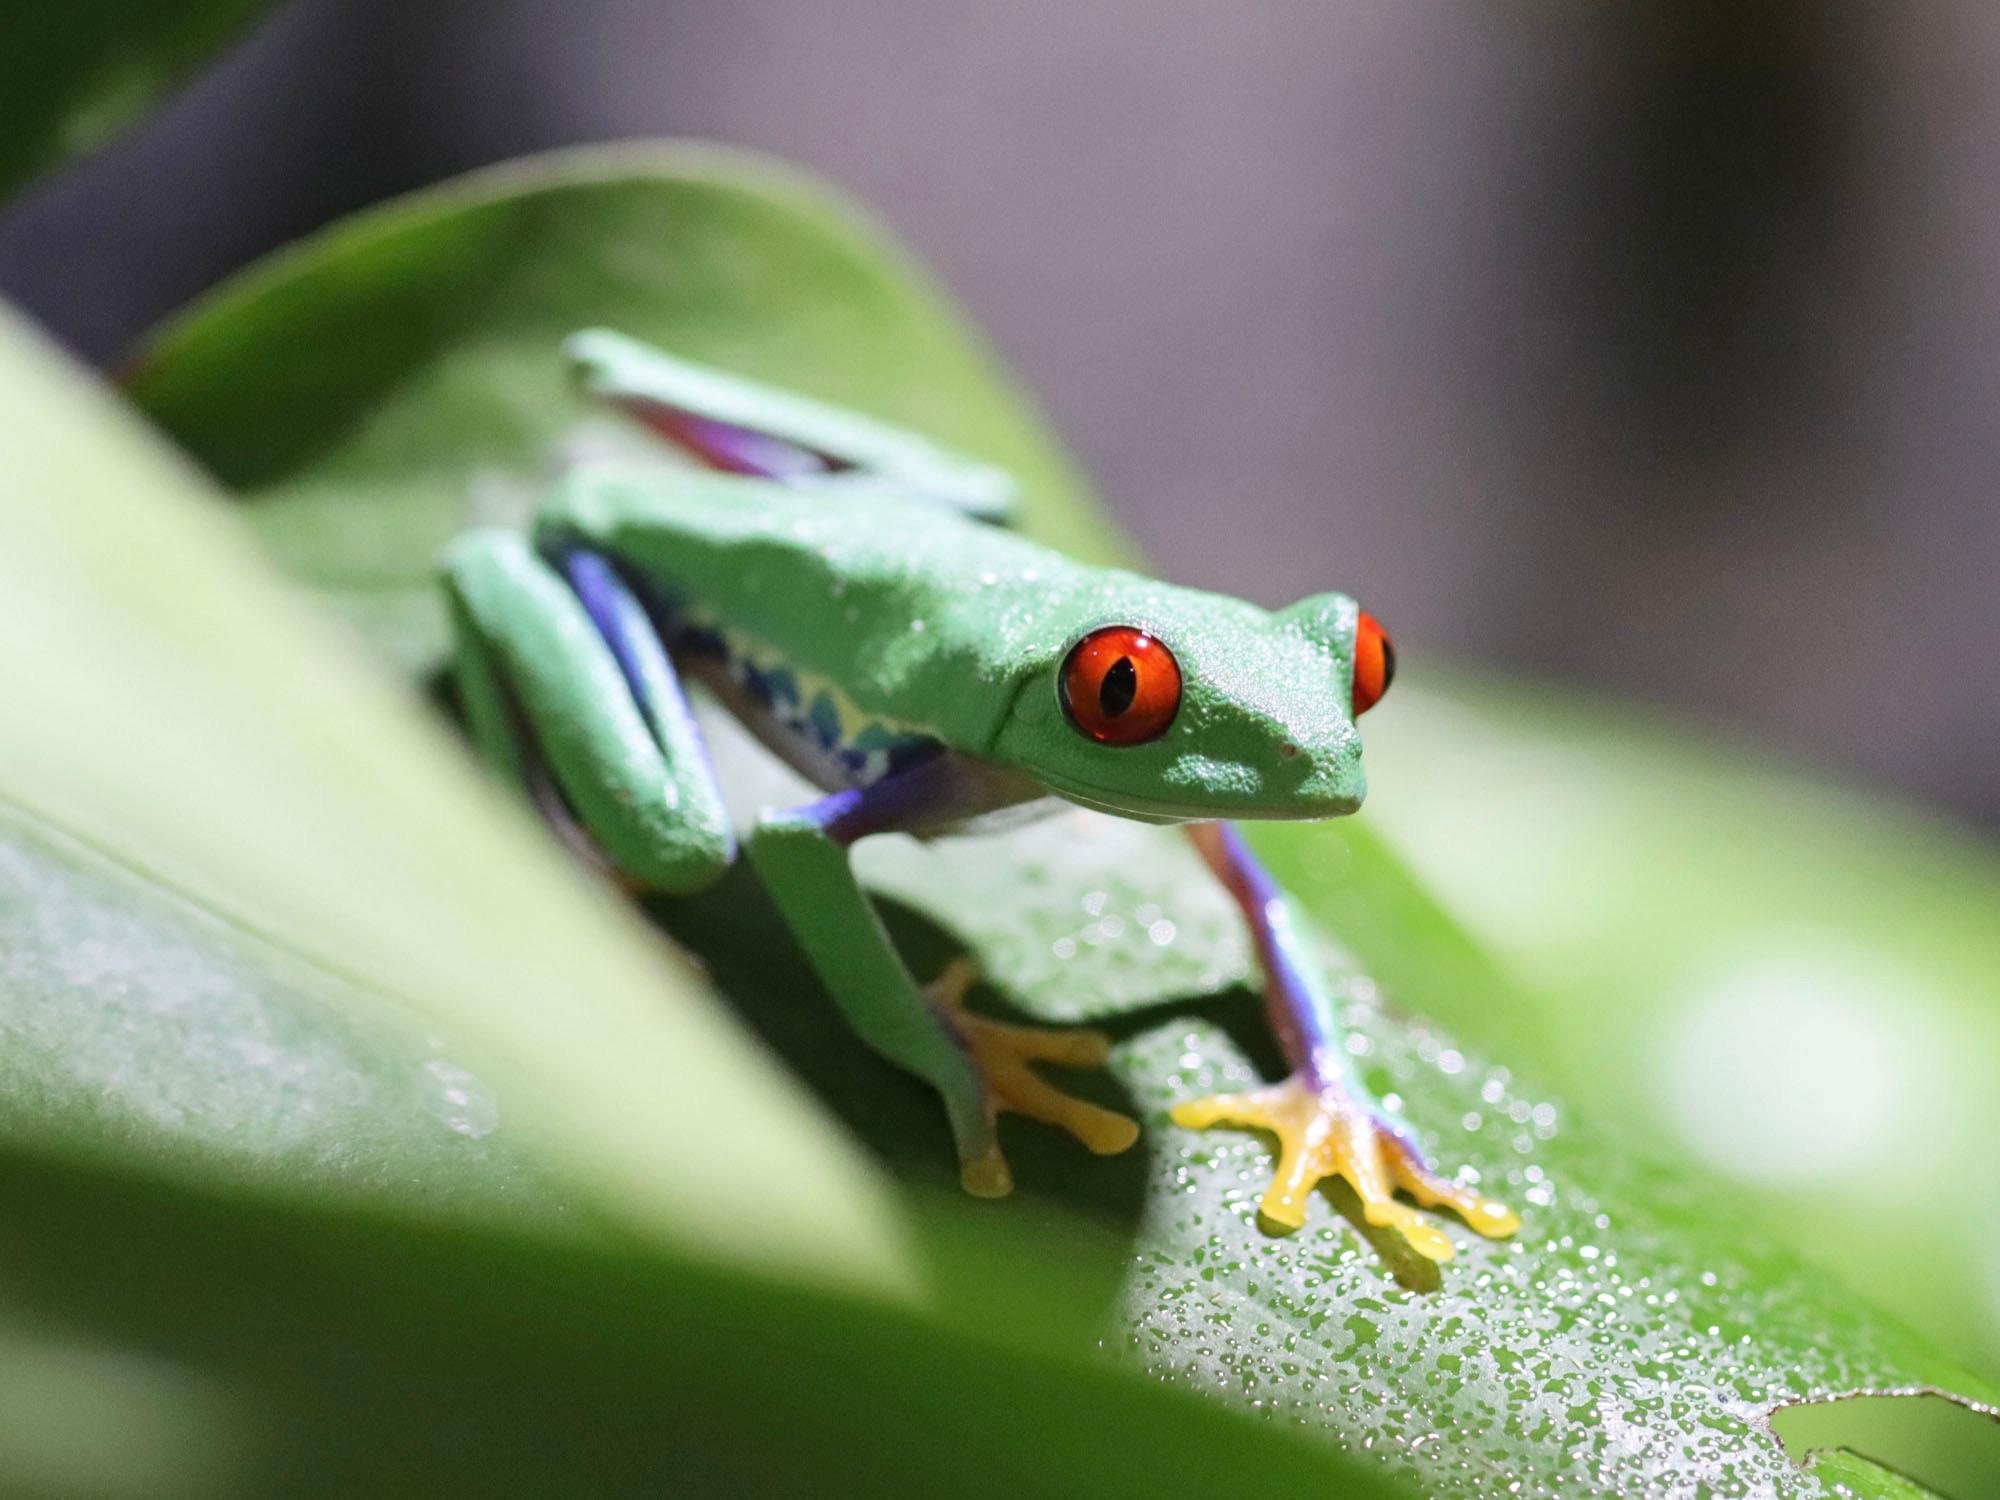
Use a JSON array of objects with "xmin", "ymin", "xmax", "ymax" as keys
[{"xmin": 439, "ymin": 330, "xmax": 1519, "ymax": 1267}]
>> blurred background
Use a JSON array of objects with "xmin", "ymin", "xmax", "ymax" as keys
[{"xmin": 1, "ymin": 0, "xmax": 1996, "ymax": 829}]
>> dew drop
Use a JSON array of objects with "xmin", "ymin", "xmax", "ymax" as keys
[{"xmin": 421, "ymin": 1059, "xmax": 499, "ymax": 1139}]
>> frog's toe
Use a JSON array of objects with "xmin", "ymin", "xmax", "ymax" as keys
[
  {"xmin": 1171, "ymin": 1073, "xmax": 1517, "ymax": 1264},
  {"xmin": 959, "ymin": 1145, "xmax": 1014, "ymax": 1199},
  {"xmin": 975, "ymin": 1020, "xmax": 1114, "ymax": 1068},
  {"xmin": 983, "ymin": 1055, "xmax": 1141, "ymax": 1154},
  {"xmin": 928, "ymin": 959, "xmax": 1141, "ymax": 1163},
  {"xmin": 1377, "ymin": 1126, "xmax": 1521, "ymax": 1240}
]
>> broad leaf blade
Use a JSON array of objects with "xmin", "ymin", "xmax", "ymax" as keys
[
  {"xmin": 127, "ymin": 143, "xmax": 2000, "ymax": 1495},
  {"xmin": 0, "ymin": 304, "xmax": 907, "ymax": 1293},
  {"xmin": 0, "ymin": 1139, "xmax": 1400, "ymax": 1500},
  {"xmin": 1349, "ymin": 679, "xmax": 2000, "ymax": 1376},
  {"xmin": 130, "ymin": 141, "xmax": 1123, "ymax": 679},
  {"xmin": 1, "ymin": 298, "xmax": 1418, "ymax": 1500},
  {"xmin": 852, "ymin": 798, "xmax": 2000, "ymax": 1497}
]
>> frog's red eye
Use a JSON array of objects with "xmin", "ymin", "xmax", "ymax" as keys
[
  {"xmin": 1059, "ymin": 627, "xmax": 1182, "ymax": 745},
  {"xmin": 1352, "ymin": 611, "xmax": 1395, "ymax": 716}
]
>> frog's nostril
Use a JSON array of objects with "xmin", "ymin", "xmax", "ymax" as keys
[{"xmin": 1280, "ymin": 741, "xmax": 1299, "ymax": 760}]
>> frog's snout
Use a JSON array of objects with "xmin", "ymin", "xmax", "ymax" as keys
[{"xmin": 1285, "ymin": 742, "xmax": 1366, "ymax": 817}]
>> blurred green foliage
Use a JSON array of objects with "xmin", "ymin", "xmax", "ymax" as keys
[
  {"xmin": 0, "ymin": 306, "xmax": 907, "ymax": 1293},
  {"xmin": 1355, "ymin": 679, "xmax": 2000, "ymax": 1373}
]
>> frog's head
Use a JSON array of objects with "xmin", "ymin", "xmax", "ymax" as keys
[{"xmin": 989, "ymin": 586, "xmax": 1394, "ymax": 823}]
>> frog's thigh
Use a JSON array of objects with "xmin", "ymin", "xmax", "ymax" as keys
[
  {"xmin": 747, "ymin": 761, "xmax": 1139, "ymax": 1195},
  {"xmin": 439, "ymin": 529, "xmax": 733, "ymax": 894},
  {"xmin": 746, "ymin": 778, "xmax": 990, "ymax": 1115},
  {"xmin": 747, "ymin": 769, "xmax": 1003, "ymax": 1185}
]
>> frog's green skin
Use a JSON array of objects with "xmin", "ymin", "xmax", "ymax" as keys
[{"xmin": 440, "ymin": 331, "xmax": 1517, "ymax": 1265}]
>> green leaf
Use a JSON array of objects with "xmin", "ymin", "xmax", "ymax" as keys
[
  {"xmin": 128, "ymin": 143, "xmax": 2000, "ymax": 1495},
  {"xmin": 0, "ymin": 1139, "xmax": 1396, "ymax": 1500},
  {"xmin": 0, "ymin": 303, "xmax": 908, "ymax": 1294},
  {"xmin": 0, "ymin": 290, "xmax": 1413, "ymax": 1500},
  {"xmin": 1776, "ymin": 1394, "xmax": 2000, "ymax": 1500},
  {"xmin": 0, "ymin": 1, "xmax": 279, "ymax": 201},
  {"xmin": 824, "ymin": 797, "xmax": 2000, "ymax": 1498},
  {"xmin": 129, "ymin": 141, "xmax": 1123, "ymax": 681},
  {"xmin": 1351, "ymin": 678, "xmax": 2000, "ymax": 1376}
]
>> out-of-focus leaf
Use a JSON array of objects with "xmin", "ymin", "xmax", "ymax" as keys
[
  {"xmin": 0, "ymin": 304, "xmax": 907, "ymax": 1293},
  {"xmin": 1344, "ymin": 678, "xmax": 2000, "ymax": 1376},
  {"xmin": 836, "ymin": 786, "xmax": 2000, "ymax": 1499},
  {"xmin": 1776, "ymin": 1393, "xmax": 2000, "ymax": 1500},
  {"xmin": 128, "ymin": 143, "xmax": 2000, "ymax": 1495},
  {"xmin": 0, "ymin": 1, "xmax": 279, "ymax": 201},
  {"xmin": 0, "ymin": 1141, "xmax": 1393, "ymax": 1500}
]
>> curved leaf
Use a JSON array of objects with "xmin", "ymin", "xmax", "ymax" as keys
[
  {"xmin": 0, "ymin": 1138, "xmax": 1398, "ymax": 1500},
  {"xmin": 0, "ymin": 1, "xmax": 279, "ymax": 201},
  {"xmin": 0, "ymin": 304, "xmax": 907, "ymax": 1294},
  {"xmin": 130, "ymin": 141, "xmax": 1122, "ymax": 680},
  {"xmin": 0, "ymin": 287, "xmax": 1410, "ymax": 1500},
  {"xmin": 128, "ymin": 143, "xmax": 2000, "ymax": 1495},
  {"xmin": 851, "ymin": 794, "xmax": 2000, "ymax": 1498},
  {"xmin": 1350, "ymin": 679, "xmax": 2000, "ymax": 1377}
]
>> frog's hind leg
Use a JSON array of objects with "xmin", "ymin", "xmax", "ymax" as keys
[
  {"xmin": 440, "ymin": 529, "xmax": 734, "ymax": 895},
  {"xmin": 565, "ymin": 327, "xmax": 1015, "ymax": 522},
  {"xmin": 749, "ymin": 756, "xmax": 1139, "ymax": 1196}
]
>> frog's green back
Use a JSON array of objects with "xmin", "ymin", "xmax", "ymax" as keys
[{"xmin": 542, "ymin": 467, "xmax": 1165, "ymax": 749}]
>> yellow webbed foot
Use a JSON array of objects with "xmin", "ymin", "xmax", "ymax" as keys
[
  {"xmin": 1172, "ymin": 1072, "xmax": 1519, "ymax": 1263},
  {"xmin": 928, "ymin": 958, "xmax": 1141, "ymax": 1196}
]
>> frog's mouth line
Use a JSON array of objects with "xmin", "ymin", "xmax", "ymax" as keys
[{"xmin": 1032, "ymin": 770, "xmax": 1359, "ymax": 826}]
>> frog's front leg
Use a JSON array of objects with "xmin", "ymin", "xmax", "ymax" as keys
[
  {"xmin": 1173, "ymin": 823, "xmax": 1519, "ymax": 1263},
  {"xmin": 440, "ymin": 531, "xmax": 735, "ymax": 893},
  {"xmin": 749, "ymin": 757, "xmax": 1140, "ymax": 1196}
]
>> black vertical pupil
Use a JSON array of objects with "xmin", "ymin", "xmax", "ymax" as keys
[{"xmin": 1099, "ymin": 657, "xmax": 1138, "ymax": 717}]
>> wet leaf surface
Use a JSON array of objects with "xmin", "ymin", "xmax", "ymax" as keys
[
  {"xmin": 864, "ymin": 794, "xmax": 2000, "ymax": 1497},
  {"xmin": 0, "ymin": 281, "xmax": 1405, "ymax": 1499},
  {"xmin": 127, "ymin": 144, "xmax": 2000, "ymax": 1495},
  {"xmin": 1350, "ymin": 680, "xmax": 2000, "ymax": 1381}
]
